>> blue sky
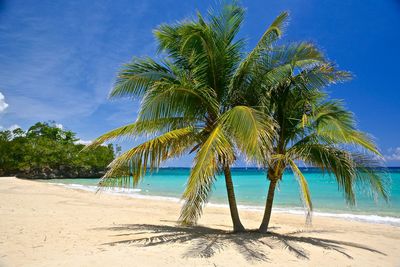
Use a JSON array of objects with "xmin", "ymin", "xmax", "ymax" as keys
[{"xmin": 0, "ymin": 0, "xmax": 399, "ymax": 166}]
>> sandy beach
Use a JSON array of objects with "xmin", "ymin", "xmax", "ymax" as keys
[{"xmin": 0, "ymin": 176, "xmax": 399, "ymax": 267}]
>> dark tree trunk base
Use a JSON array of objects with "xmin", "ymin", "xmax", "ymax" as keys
[
  {"xmin": 259, "ymin": 179, "xmax": 277, "ymax": 233},
  {"xmin": 223, "ymin": 166, "xmax": 245, "ymax": 232},
  {"xmin": 232, "ymin": 225, "xmax": 246, "ymax": 233}
]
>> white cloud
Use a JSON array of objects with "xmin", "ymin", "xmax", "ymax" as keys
[
  {"xmin": 7, "ymin": 124, "xmax": 21, "ymax": 131},
  {"xmin": 0, "ymin": 92, "xmax": 9, "ymax": 112},
  {"xmin": 0, "ymin": 1, "xmax": 152, "ymax": 123},
  {"xmin": 75, "ymin": 139, "xmax": 92, "ymax": 145},
  {"xmin": 384, "ymin": 147, "xmax": 400, "ymax": 161},
  {"xmin": 55, "ymin": 123, "xmax": 63, "ymax": 129},
  {"xmin": 0, "ymin": 125, "xmax": 21, "ymax": 131}
]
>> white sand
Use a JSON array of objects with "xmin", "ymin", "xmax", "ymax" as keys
[{"xmin": 0, "ymin": 176, "xmax": 399, "ymax": 266}]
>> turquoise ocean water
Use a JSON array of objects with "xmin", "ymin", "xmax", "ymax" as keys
[{"xmin": 46, "ymin": 168, "xmax": 400, "ymax": 225}]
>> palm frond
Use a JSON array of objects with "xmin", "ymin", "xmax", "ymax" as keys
[
  {"xmin": 110, "ymin": 57, "xmax": 175, "ymax": 99},
  {"xmin": 138, "ymin": 78, "xmax": 219, "ymax": 121},
  {"xmin": 84, "ymin": 117, "xmax": 193, "ymax": 150},
  {"xmin": 313, "ymin": 101, "xmax": 381, "ymax": 155},
  {"xmin": 230, "ymin": 11, "xmax": 289, "ymax": 91},
  {"xmin": 177, "ymin": 17, "xmax": 235, "ymax": 98},
  {"xmin": 288, "ymin": 159, "xmax": 312, "ymax": 221},
  {"xmin": 289, "ymin": 144, "xmax": 356, "ymax": 205},
  {"xmin": 208, "ymin": 2, "xmax": 245, "ymax": 44},
  {"xmin": 257, "ymin": 43, "xmax": 329, "ymax": 90},
  {"xmin": 219, "ymin": 106, "xmax": 276, "ymax": 162},
  {"xmin": 246, "ymin": 11, "xmax": 289, "ymax": 58},
  {"xmin": 99, "ymin": 127, "xmax": 197, "ymax": 188},
  {"xmin": 232, "ymin": 42, "xmax": 327, "ymax": 106},
  {"xmin": 351, "ymin": 153, "xmax": 389, "ymax": 201},
  {"xmin": 291, "ymin": 63, "xmax": 352, "ymax": 91},
  {"xmin": 179, "ymin": 125, "xmax": 235, "ymax": 225}
]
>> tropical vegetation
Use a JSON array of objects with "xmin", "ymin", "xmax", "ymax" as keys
[
  {"xmin": 0, "ymin": 122, "xmax": 115, "ymax": 178},
  {"xmin": 87, "ymin": 2, "xmax": 388, "ymax": 232}
]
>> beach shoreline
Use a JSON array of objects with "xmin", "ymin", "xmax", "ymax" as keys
[
  {"xmin": 49, "ymin": 179, "xmax": 400, "ymax": 227},
  {"xmin": 1, "ymin": 176, "xmax": 399, "ymax": 266}
]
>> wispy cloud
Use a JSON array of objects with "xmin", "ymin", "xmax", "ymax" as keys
[
  {"xmin": 0, "ymin": 1, "xmax": 152, "ymax": 124},
  {"xmin": 8, "ymin": 124, "xmax": 21, "ymax": 131},
  {"xmin": 384, "ymin": 147, "xmax": 400, "ymax": 161},
  {"xmin": 0, "ymin": 92, "xmax": 8, "ymax": 112},
  {"xmin": 0, "ymin": 124, "xmax": 21, "ymax": 132},
  {"xmin": 75, "ymin": 139, "xmax": 92, "ymax": 145}
]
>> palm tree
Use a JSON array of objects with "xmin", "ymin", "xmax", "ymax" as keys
[
  {"xmin": 236, "ymin": 37, "xmax": 389, "ymax": 232},
  {"xmin": 86, "ymin": 4, "xmax": 284, "ymax": 232}
]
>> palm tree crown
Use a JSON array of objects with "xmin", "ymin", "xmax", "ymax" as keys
[
  {"xmin": 87, "ymin": 4, "xmax": 280, "ymax": 229},
  {"xmin": 237, "ymin": 33, "xmax": 389, "ymax": 232},
  {"xmin": 87, "ymin": 3, "xmax": 388, "ymax": 233}
]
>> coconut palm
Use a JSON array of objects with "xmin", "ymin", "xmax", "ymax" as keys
[
  {"xmin": 86, "ymin": 4, "xmax": 284, "ymax": 232},
  {"xmin": 235, "ymin": 39, "xmax": 389, "ymax": 232}
]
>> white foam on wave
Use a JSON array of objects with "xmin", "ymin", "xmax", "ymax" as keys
[
  {"xmin": 208, "ymin": 203, "xmax": 400, "ymax": 226},
  {"xmin": 50, "ymin": 182, "xmax": 400, "ymax": 227},
  {"xmin": 53, "ymin": 182, "xmax": 180, "ymax": 203},
  {"xmin": 53, "ymin": 182, "xmax": 142, "ymax": 193},
  {"xmin": 310, "ymin": 211, "xmax": 400, "ymax": 226}
]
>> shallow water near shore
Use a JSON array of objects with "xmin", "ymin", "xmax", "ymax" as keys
[{"xmin": 45, "ymin": 167, "xmax": 400, "ymax": 226}]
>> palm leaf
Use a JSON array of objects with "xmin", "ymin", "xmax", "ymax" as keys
[
  {"xmin": 313, "ymin": 101, "xmax": 381, "ymax": 155},
  {"xmin": 208, "ymin": 2, "xmax": 245, "ymax": 44},
  {"xmin": 219, "ymin": 106, "xmax": 276, "ymax": 162},
  {"xmin": 138, "ymin": 79, "xmax": 219, "ymax": 121},
  {"xmin": 288, "ymin": 159, "xmax": 312, "ymax": 221},
  {"xmin": 289, "ymin": 144, "xmax": 356, "ymax": 205},
  {"xmin": 179, "ymin": 125, "xmax": 235, "ymax": 225},
  {"xmin": 84, "ymin": 117, "xmax": 193, "ymax": 150},
  {"xmin": 351, "ymin": 153, "xmax": 389, "ymax": 201},
  {"xmin": 230, "ymin": 11, "xmax": 289, "ymax": 91},
  {"xmin": 99, "ymin": 127, "xmax": 197, "ymax": 188},
  {"xmin": 110, "ymin": 57, "xmax": 175, "ymax": 99}
]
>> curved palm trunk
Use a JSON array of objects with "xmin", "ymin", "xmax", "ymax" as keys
[
  {"xmin": 259, "ymin": 179, "xmax": 278, "ymax": 233},
  {"xmin": 223, "ymin": 166, "xmax": 245, "ymax": 232}
]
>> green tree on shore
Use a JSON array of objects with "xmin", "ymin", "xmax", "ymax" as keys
[{"xmin": 0, "ymin": 122, "xmax": 115, "ymax": 178}]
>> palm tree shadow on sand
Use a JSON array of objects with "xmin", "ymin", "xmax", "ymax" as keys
[{"xmin": 93, "ymin": 223, "xmax": 386, "ymax": 262}]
